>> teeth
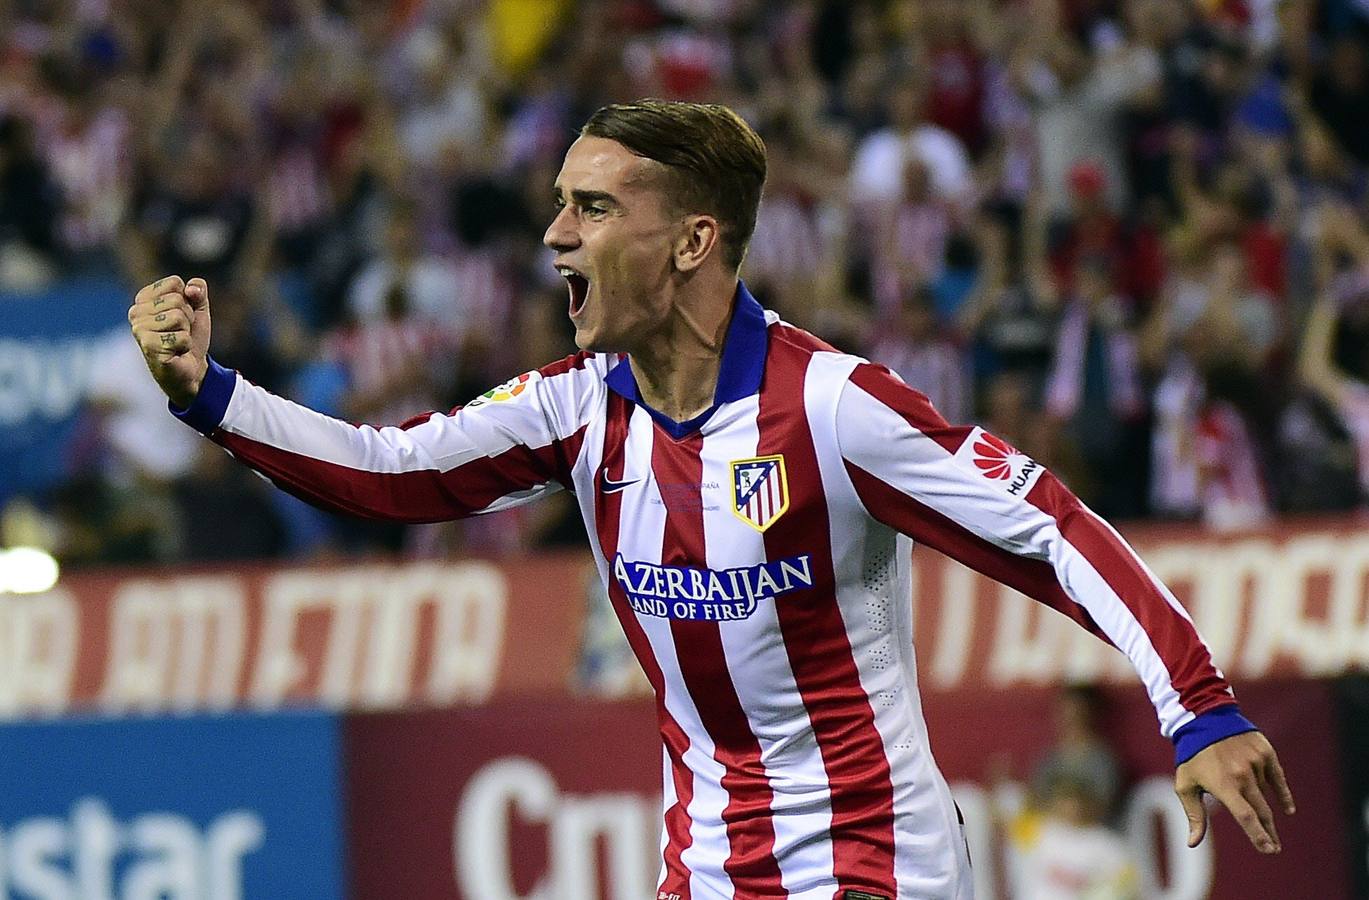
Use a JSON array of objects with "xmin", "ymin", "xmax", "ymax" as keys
[{"xmin": 557, "ymin": 266, "xmax": 580, "ymax": 278}]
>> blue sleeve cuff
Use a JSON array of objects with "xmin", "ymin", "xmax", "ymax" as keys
[
  {"xmin": 1173, "ymin": 705, "xmax": 1259, "ymax": 765},
  {"xmin": 169, "ymin": 357, "xmax": 237, "ymax": 435}
]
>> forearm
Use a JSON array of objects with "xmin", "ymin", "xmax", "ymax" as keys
[{"xmin": 1024, "ymin": 474, "xmax": 1252, "ymax": 754}]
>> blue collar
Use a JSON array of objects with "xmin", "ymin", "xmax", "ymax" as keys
[{"xmin": 604, "ymin": 281, "xmax": 768, "ymax": 439}]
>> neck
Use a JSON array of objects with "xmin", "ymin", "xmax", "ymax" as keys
[{"xmin": 629, "ymin": 273, "xmax": 737, "ymax": 423}]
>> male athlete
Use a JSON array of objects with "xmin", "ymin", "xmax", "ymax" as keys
[{"xmin": 130, "ymin": 100, "xmax": 1293, "ymax": 899}]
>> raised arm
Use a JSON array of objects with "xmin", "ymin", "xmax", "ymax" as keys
[
  {"xmin": 835, "ymin": 361, "xmax": 1294, "ymax": 853},
  {"xmin": 129, "ymin": 276, "xmax": 598, "ymax": 522}
]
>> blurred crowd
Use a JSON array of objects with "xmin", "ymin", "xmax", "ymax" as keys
[
  {"xmin": 2, "ymin": 0, "xmax": 1369, "ymax": 567},
  {"xmin": 991, "ymin": 685, "xmax": 1138, "ymax": 900}
]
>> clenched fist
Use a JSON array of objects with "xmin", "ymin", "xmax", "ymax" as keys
[{"xmin": 128, "ymin": 275, "xmax": 212, "ymax": 409}]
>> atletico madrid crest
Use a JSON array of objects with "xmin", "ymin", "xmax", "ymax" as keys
[{"xmin": 729, "ymin": 454, "xmax": 790, "ymax": 532}]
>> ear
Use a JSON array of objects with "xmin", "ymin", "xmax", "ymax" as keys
[{"xmin": 673, "ymin": 214, "xmax": 721, "ymax": 273}]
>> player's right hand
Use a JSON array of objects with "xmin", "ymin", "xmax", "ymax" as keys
[{"xmin": 128, "ymin": 275, "xmax": 212, "ymax": 409}]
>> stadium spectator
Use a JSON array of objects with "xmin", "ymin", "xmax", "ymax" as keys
[
  {"xmin": 36, "ymin": 56, "xmax": 131, "ymax": 272},
  {"xmin": 871, "ymin": 156, "xmax": 953, "ymax": 315},
  {"xmin": 869, "ymin": 286, "xmax": 971, "ymax": 426},
  {"xmin": 1003, "ymin": 772, "xmax": 1139, "ymax": 900},
  {"xmin": 1142, "ymin": 235, "xmax": 1277, "ymax": 527},
  {"xmin": 1032, "ymin": 684, "xmax": 1125, "ymax": 819},
  {"xmin": 959, "ymin": 199, "xmax": 1060, "ymax": 393},
  {"xmin": 1013, "ymin": 15, "xmax": 1160, "ymax": 216},
  {"xmin": 394, "ymin": 22, "xmax": 492, "ymax": 174},
  {"xmin": 0, "ymin": 113, "xmax": 61, "ymax": 287},
  {"xmin": 260, "ymin": 43, "xmax": 338, "ymax": 270},
  {"xmin": 849, "ymin": 77, "xmax": 974, "ymax": 216},
  {"xmin": 988, "ymin": 684, "xmax": 1138, "ymax": 900},
  {"xmin": 1044, "ymin": 254, "xmax": 1147, "ymax": 519},
  {"xmin": 742, "ymin": 118, "xmax": 834, "ymax": 325},
  {"xmin": 168, "ymin": 443, "xmax": 289, "ymax": 562},
  {"xmin": 327, "ymin": 280, "xmax": 463, "ymax": 427},
  {"xmin": 123, "ymin": 127, "xmax": 273, "ymax": 295},
  {"xmin": 1298, "ymin": 204, "xmax": 1369, "ymax": 504}
]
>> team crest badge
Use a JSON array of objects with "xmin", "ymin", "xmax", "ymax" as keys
[{"xmin": 730, "ymin": 454, "xmax": 789, "ymax": 532}]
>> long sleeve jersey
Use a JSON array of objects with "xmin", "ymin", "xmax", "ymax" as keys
[{"xmin": 173, "ymin": 283, "xmax": 1255, "ymax": 900}]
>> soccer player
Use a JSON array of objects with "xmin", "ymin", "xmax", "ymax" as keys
[{"xmin": 129, "ymin": 100, "xmax": 1293, "ymax": 899}]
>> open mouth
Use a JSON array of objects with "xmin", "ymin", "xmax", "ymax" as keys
[{"xmin": 557, "ymin": 266, "xmax": 590, "ymax": 317}]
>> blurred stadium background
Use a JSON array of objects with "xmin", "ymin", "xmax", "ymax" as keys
[{"xmin": 1, "ymin": 0, "xmax": 1368, "ymax": 897}]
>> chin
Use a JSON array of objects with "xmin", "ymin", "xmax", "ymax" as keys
[
  {"xmin": 572, "ymin": 324, "xmax": 609, "ymax": 353},
  {"xmin": 575, "ymin": 329, "xmax": 630, "ymax": 355}
]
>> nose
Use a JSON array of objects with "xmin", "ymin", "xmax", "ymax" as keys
[{"xmin": 543, "ymin": 204, "xmax": 579, "ymax": 253}]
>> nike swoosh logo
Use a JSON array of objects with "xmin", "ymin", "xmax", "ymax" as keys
[{"xmin": 600, "ymin": 471, "xmax": 640, "ymax": 494}]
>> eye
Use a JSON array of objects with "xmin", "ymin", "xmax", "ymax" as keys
[{"xmin": 584, "ymin": 204, "xmax": 609, "ymax": 218}]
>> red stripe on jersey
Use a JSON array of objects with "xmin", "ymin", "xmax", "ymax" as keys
[
  {"xmin": 845, "ymin": 462, "xmax": 1112, "ymax": 641},
  {"xmin": 595, "ymin": 394, "xmax": 695, "ymax": 897},
  {"xmin": 849, "ymin": 362, "xmax": 965, "ymax": 454},
  {"xmin": 216, "ymin": 424, "xmax": 586, "ymax": 523},
  {"xmin": 1025, "ymin": 471, "xmax": 1234, "ymax": 714},
  {"xmin": 651, "ymin": 430, "xmax": 786, "ymax": 896},
  {"xmin": 538, "ymin": 350, "xmax": 598, "ymax": 378},
  {"xmin": 758, "ymin": 330, "xmax": 898, "ymax": 892}
]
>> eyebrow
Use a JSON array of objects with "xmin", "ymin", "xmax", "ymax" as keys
[{"xmin": 553, "ymin": 187, "xmax": 623, "ymax": 208}]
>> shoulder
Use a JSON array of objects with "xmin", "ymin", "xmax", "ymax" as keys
[
  {"xmin": 531, "ymin": 351, "xmax": 616, "ymax": 423},
  {"xmin": 762, "ymin": 319, "xmax": 922, "ymax": 432},
  {"xmin": 537, "ymin": 350, "xmax": 616, "ymax": 382},
  {"xmin": 764, "ymin": 314, "xmax": 848, "ymax": 361},
  {"xmin": 763, "ymin": 316, "xmax": 936, "ymax": 407},
  {"xmin": 764, "ymin": 317, "xmax": 865, "ymax": 380},
  {"xmin": 461, "ymin": 352, "xmax": 610, "ymax": 413}
]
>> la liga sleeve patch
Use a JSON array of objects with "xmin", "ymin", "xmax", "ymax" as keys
[{"xmin": 465, "ymin": 370, "xmax": 542, "ymax": 409}]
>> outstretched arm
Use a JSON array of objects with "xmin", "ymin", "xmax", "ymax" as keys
[
  {"xmin": 129, "ymin": 276, "xmax": 600, "ymax": 523},
  {"xmin": 835, "ymin": 361, "xmax": 1294, "ymax": 854}
]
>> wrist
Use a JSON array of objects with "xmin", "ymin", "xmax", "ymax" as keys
[
  {"xmin": 168, "ymin": 357, "xmax": 236, "ymax": 434},
  {"xmin": 164, "ymin": 357, "xmax": 209, "ymax": 411},
  {"xmin": 168, "ymin": 379, "xmax": 202, "ymax": 412},
  {"xmin": 1173, "ymin": 705, "xmax": 1258, "ymax": 766}
]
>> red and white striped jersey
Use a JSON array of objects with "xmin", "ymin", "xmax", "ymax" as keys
[{"xmin": 173, "ymin": 284, "xmax": 1253, "ymax": 900}]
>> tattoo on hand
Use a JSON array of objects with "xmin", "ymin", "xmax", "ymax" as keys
[
  {"xmin": 155, "ymin": 313, "xmax": 167, "ymax": 322},
  {"xmin": 160, "ymin": 333, "xmax": 176, "ymax": 347}
]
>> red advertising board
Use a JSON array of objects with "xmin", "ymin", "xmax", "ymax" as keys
[
  {"xmin": 343, "ymin": 682, "xmax": 1349, "ymax": 900},
  {"xmin": 3, "ymin": 515, "xmax": 1368, "ymax": 718},
  {"xmin": 0, "ymin": 555, "xmax": 600, "ymax": 718}
]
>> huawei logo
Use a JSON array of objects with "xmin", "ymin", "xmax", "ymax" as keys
[{"xmin": 972, "ymin": 433, "xmax": 1021, "ymax": 480}]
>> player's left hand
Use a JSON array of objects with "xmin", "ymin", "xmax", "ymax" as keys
[{"xmin": 1175, "ymin": 730, "xmax": 1295, "ymax": 854}]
